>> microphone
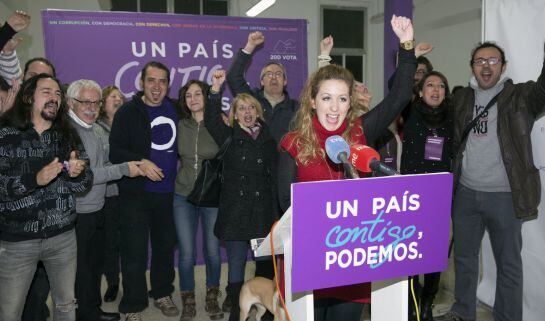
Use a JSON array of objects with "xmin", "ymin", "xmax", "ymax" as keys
[
  {"xmin": 349, "ymin": 144, "xmax": 399, "ymax": 176},
  {"xmin": 325, "ymin": 135, "xmax": 360, "ymax": 179}
]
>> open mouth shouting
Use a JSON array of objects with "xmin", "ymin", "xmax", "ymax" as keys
[{"xmin": 41, "ymin": 100, "xmax": 59, "ymax": 121}]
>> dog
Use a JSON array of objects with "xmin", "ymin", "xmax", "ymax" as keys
[{"xmin": 239, "ymin": 276, "xmax": 286, "ymax": 321}]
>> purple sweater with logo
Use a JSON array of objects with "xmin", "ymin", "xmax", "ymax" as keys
[{"xmin": 144, "ymin": 100, "xmax": 179, "ymax": 193}]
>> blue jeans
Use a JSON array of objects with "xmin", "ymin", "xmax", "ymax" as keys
[
  {"xmin": 225, "ymin": 241, "xmax": 250, "ymax": 284},
  {"xmin": 451, "ymin": 185, "xmax": 523, "ymax": 321},
  {"xmin": 0, "ymin": 229, "xmax": 77, "ymax": 321},
  {"xmin": 173, "ymin": 194, "xmax": 221, "ymax": 291}
]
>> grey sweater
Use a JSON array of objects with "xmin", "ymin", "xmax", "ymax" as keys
[
  {"xmin": 460, "ymin": 76, "xmax": 510, "ymax": 192},
  {"xmin": 71, "ymin": 118, "xmax": 129, "ymax": 213},
  {"xmin": 96, "ymin": 119, "xmax": 119, "ymax": 197}
]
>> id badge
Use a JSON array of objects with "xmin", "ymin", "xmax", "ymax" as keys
[
  {"xmin": 383, "ymin": 157, "xmax": 396, "ymax": 170},
  {"xmin": 424, "ymin": 136, "xmax": 444, "ymax": 161}
]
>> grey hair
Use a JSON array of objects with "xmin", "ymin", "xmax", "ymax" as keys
[
  {"xmin": 259, "ymin": 62, "xmax": 287, "ymax": 80},
  {"xmin": 67, "ymin": 79, "xmax": 102, "ymax": 100}
]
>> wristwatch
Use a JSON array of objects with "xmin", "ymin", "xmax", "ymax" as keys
[{"xmin": 400, "ymin": 40, "xmax": 416, "ymax": 51}]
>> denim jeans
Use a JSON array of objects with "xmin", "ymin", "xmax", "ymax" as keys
[
  {"xmin": 118, "ymin": 191, "xmax": 176, "ymax": 314},
  {"xmin": 225, "ymin": 241, "xmax": 250, "ymax": 284},
  {"xmin": 451, "ymin": 185, "xmax": 523, "ymax": 321},
  {"xmin": 0, "ymin": 229, "xmax": 77, "ymax": 321},
  {"xmin": 172, "ymin": 193, "xmax": 221, "ymax": 291}
]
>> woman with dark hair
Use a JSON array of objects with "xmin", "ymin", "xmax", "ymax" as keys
[
  {"xmin": 173, "ymin": 79, "xmax": 224, "ymax": 321},
  {"xmin": 95, "ymin": 85, "xmax": 125, "ymax": 302},
  {"xmin": 401, "ymin": 71, "xmax": 453, "ymax": 321},
  {"xmin": 278, "ymin": 15, "xmax": 416, "ymax": 321}
]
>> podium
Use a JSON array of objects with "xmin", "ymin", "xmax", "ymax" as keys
[
  {"xmin": 253, "ymin": 173, "xmax": 453, "ymax": 321},
  {"xmin": 254, "ymin": 207, "xmax": 314, "ymax": 321}
]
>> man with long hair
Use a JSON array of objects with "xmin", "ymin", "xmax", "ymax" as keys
[{"xmin": 0, "ymin": 74, "xmax": 92, "ymax": 321}]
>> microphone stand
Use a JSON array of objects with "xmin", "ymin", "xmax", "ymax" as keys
[{"xmin": 339, "ymin": 153, "xmax": 360, "ymax": 179}]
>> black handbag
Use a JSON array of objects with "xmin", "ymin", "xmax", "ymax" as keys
[{"xmin": 187, "ymin": 136, "xmax": 232, "ymax": 207}]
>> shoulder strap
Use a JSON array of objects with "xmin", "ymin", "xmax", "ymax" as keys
[
  {"xmin": 215, "ymin": 135, "xmax": 232, "ymax": 160},
  {"xmin": 460, "ymin": 91, "xmax": 501, "ymax": 143}
]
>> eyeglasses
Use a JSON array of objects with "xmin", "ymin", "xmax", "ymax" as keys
[
  {"xmin": 73, "ymin": 98, "xmax": 102, "ymax": 107},
  {"xmin": 472, "ymin": 57, "xmax": 501, "ymax": 66},
  {"xmin": 263, "ymin": 71, "xmax": 284, "ymax": 79}
]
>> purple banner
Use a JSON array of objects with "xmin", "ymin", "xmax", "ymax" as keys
[
  {"xmin": 292, "ymin": 173, "xmax": 452, "ymax": 292},
  {"xmin": 41, "ymin": 10, "xmax": 307, "ymax": 108}
]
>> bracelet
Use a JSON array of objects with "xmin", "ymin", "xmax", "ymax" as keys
[{"xmin": 318, "ymin": 54, "xmax": 332, "ymax": 62}]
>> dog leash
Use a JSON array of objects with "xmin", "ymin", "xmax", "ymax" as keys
[{"xmin": 270, "ymin": 221, "xmax": 292, "ymax": 321}]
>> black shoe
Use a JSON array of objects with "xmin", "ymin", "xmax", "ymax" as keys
[
  {"xmin": 97, "ymin": 310, "xmax": 120, "ymax": 321},
  {"xmin": 420, "ymin": 295, "xmax": 434, "ymax": 321},
  {"xmin": 104, "ymin": 284, "xmax": 119, "ymax": 302}
]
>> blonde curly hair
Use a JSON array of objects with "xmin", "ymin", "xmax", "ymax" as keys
[{"xmin": 289, "ymin": 64, "xmax": 362, "ymax": 165}]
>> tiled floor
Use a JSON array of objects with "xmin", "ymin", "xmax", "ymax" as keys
[{"xmin": 49, "ymin": 262, "xmax": 494, "ymax": 321}]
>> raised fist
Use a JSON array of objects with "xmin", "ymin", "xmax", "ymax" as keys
[{"xmin": 391, "ymin": 15, "xmax": 414, "ymax": 43}]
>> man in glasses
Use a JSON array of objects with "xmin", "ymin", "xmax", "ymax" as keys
[
  {"xmin": 227, "ymin": 31, "xmax": 299, "ymax": 143},
  {"xmin": 437, "ymin": 42, "xmax": 545, "ymax": 321},
  {"xmin": 66, "ymin": 79, "xmax": 145, "ymax": 321}
]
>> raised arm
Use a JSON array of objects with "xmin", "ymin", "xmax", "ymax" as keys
[
  {"xmin": 205, "ymin": 69, "xmax": 232, "ymax": 146},
  {"xmin": 318, "ymin": 35, "xmax": 334, "ymax": 68},
  {"xmin": 527, "ymin": 43, "xmax": 545, "ymax": 118},
  {"xmin": 0, "ymin": 10, "xmax": 30, "ymax": 51},
  {"xmin": 363, "ymin": 15, "xmax": 417, "ymax": 144},
  {"xmin": 226, "ymin": 31, "xmax": 265, "ymax": 95}
]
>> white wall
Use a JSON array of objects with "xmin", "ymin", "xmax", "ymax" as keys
[
  {"xmin": 1, "ymin": 0, "xmax": 107, "ymax": 65},
  {"xmin": 413, "ymin": 0, "xmax": 482, "ymax": 88}
]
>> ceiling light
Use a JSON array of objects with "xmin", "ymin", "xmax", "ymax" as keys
[{"xmin": 245, "ymin": 0, "xmax": 276, "ymax": 17}]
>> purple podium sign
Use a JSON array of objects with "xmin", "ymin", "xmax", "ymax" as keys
[
  {"xmin": 291, "ymin": 173, "xmax": 453, "ymax": 293},
  {"xmin": 41, "ymin": 10, "xmax": 307, "ymax": 107}
]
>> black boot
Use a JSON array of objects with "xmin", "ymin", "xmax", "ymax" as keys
[
  {"xmin": 227, "ymin": 282, "xmax": 243, "ymax": 321},
  {"xmin": 421, "ymin": 272, "xmax": 440, "ymax": 321},
  {"xmin": 222, "ymin": 284, "xmax": 232, "ymax": 313},
  {"xmin": 420, "ymin": 295, "xmax": 435, "ymax": 321},
  {"xmin": 408, "ymin": 297, "xmax": 417, "ymax": 321}
]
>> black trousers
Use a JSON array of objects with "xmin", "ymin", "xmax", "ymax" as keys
[
  {"xmin": 75, "ymin": 209, "xmax": 106, "ymax": 321},
  {"xmin": 410, "ymin": 272, "xmax": 441, "ymax": 299},
  {"xmin": 118, "ymin": 191, "xmax": 176, "ymax": 314},
  {"xmin": 103, "ymin": 196, "xmax": 121, "ymax": 286}
]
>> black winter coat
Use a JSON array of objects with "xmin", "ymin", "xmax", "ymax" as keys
[{"xmin": 204, "ymin": 93, "xmax": 277, "ymax": 241}]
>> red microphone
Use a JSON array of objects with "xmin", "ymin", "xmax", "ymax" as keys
[
  {"xmin": 349, "ymin": 144, "xmax": 379, "ymax": 173},
  {"xmin": 349, "ymin": 144, "xmax": 398, "ymax": 176}
]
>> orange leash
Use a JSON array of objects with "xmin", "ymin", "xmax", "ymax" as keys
[{"xmin": 270, "ymin": 220, "xmax": 292, "ymax": 321}]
